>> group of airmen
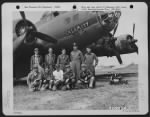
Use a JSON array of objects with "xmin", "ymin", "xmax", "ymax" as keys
[{"xmin": 27, "ymin": 43, "xmax": 98, "ymax": 92}]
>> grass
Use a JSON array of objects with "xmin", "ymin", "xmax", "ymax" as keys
[{"xmin": 14, "ymin": 73, "xmax": 138, "ymax": 111}]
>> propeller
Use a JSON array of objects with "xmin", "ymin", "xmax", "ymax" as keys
[
  {"xmin": 112, "ymin": 49, "xmax": 122, "ymax": 64},
  {"xmin": 112, "ymin": 23, "xmax": 118, "ymax": 37},
  {"xmin": 19, "ymin": 11, "xmax": 28, "ymax": 32},
  {"xmin": 18, "ymin": 11, "xmax": 57, "ymax": 43},
  {"xmin": 128, "ymin": 23, "xmax": 137, "ymax": 43},
  {"xmin": 132, "ymin": 23, "xmax": 138, "ymax": 54},
  {"xmin": 20, "ymin": 11, "xmax": 26, "ymax": 20},
  {"xmin": 13, "ymin": 32, "xmax": 26, "ymax": 53},
  {"xmin": 31, "ymin": 32, "xmax": 57, "ymax": 43},
  {"xmin": 133, "ymin": 23, "xmax": 135, "ymax": 39},
  {"xmin": 127, "ymin": 23, "xmax": 138, "ymax": 54},
  {"xmin": 110, "ymin": 23, "xmax": 123, "ymax": 64}
]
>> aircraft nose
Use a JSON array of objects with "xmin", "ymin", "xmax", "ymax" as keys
[
  {"xmin": 114, "ymin": 11, "xmax": 121, "ymax": 19},
  {"xmin": 132, "ymin": 39, "xmax": 138, "ymax": 43},
  {"xmin": 97, "ymin": 10, "xmax": 121, "ymax": 31}
]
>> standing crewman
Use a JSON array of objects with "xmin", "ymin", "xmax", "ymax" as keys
[
  {"xmin": 30, "ymin": 48, "xmax": 44, "ymax": 74},
  {"xmin": 57, "ymin": 48, "xmax": 70, "ymax": 71},
  {"xmin": 70, "ymin": 43, "xmax": 84, "ymax": 80},
  {"xmin": 45, "ymin": 47, "xmax": 56, "ymax": 77},
  {"xmin": 84, "ymin": 46, "xmax": 98, "ymax": 75}
]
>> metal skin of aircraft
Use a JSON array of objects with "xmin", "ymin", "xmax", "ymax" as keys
[{"xmin": 13, "ymin": 11, "xmax": 138, "ymax": 79}]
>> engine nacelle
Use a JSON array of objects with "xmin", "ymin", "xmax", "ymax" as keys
[
  {"xmin": 15, "ymin": 19, "xmax": 37, "ymax": 44},
  {"xmin": 115, "ymin": 34, "xmax": 138, "ymax": 54}
]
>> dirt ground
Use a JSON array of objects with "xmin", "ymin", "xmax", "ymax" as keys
[{"xmin": 14, "ymin": 73, "xmax": 138, "ymax": 111}]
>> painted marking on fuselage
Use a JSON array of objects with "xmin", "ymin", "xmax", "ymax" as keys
[
  {"xmin": 65, "ymin": 16, "xmax": 98, "ymax": 37},
  {"xmin": 66, "ymin": 22, "xmax": 88, "ymax": 35}
]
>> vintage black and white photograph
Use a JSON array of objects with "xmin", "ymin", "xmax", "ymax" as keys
[{"xmin": 2, "ymin": 2, "xmax": 148, "ymax": 115}]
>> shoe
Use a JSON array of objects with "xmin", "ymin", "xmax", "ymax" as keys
[{"xmin": 66, "ymin": 84, "xmax": 70, "ymax": 89}]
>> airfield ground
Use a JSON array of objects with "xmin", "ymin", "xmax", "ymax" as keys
[{"xmin": 14, "ymin": 64, "xmax": 138, "ymax": 110}]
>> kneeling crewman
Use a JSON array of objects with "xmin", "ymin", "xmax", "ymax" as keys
[
  {"xmin": 27, "ymin": 65, "xmax": 42, "ymax": 92},
  {"xmin": 78, "ymin": 64, "xmax": 95, "ymax": 88},
  {"xmin": 40, "ymin": 67, "xmax": 52, "ymax": 91},
  {"xmin": 63, "ymin": 65, "xmax": 76, "ymax": 90},
  {"xmin": 50, "ymin": 64, "xmax": 64, "ymax": 91}
]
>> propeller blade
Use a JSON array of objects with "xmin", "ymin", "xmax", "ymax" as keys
[
  {"xmin": 136, "ymin": 47, "xmax": 138, "ymax": 54},
  {"xmin": 131, "ymin": 43, "xmax": 138, "ymax": 54},
  {"xmin": 20, "ymin": 11, "xmax": 26, "ymax": 20},
  {"xmin": 112, "ymin": 23, "xmax": 118, "ymax": 36},
  {"xmin": 13, "ymin": 33, "xmax": 26, "ymax": 53},
  {"xmin": 19, "ymin": 11, "xmax": 28, "ymax": 31},
  {"xmin": 131, "ymin": 39, "xmax": 137, "ymax": 43},
  {"xmin": 31, "ymin": 32, "xmax": 57, "ymax": 43},
  {"xmin": 112, "ymin": 49, "xmax": 122, "ymax": 64},
  {"xmin": 133, "ymin": 23, "xmax": 135, "ymax": 39}
]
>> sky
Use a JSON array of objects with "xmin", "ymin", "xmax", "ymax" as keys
[{"xmin": 13, "ymin": 5, "xmax": 147, "ymax": 66}]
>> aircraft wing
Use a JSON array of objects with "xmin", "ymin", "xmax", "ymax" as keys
[{"xmin": 31, "ymin": 31, "xmax": 57, "ymax": 43}]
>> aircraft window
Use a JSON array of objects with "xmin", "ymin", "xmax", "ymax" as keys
[
  {"xmin": 65, "ymin": 17, "xmax": 71, "ymax": 24},
  {"xmin": 108, "ymin": 13, "xmax": 114, "ymax": 18},
  {"xmin": 101, "ymin": 14, "xmax": 108, "ymax": 20},
  {"xmin": 101, "ymin": 12, "xmax": 114, "ymax": 24},
  {"xmin": 73, "ymin": 14, "xmax": 79, "ymax": 21}
]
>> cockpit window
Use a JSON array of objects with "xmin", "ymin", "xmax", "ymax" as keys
[
  {"xmin": 101, "ymin": 12, "xmax": 114, "ymax": 24},
  {"xmin": 101, "ymin": 12, "xmax": 114, "ymax": 20},
  {"xmin": 101, "ymin": 14, "xmax": 108, "ymax": 20},
  {"xmin": 108, "ymin": 13, "xmax": 114, "ymax": 18}
]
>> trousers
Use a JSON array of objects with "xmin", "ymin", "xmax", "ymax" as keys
[
  {"xmin": 86, "ymin": 64, "xmax": 95, "ymax": 75},
  {"xmin": 71, "ymin": 61, "xmax": 81, "ymax": 80}
]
